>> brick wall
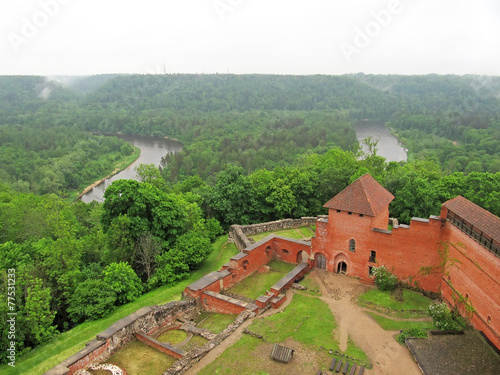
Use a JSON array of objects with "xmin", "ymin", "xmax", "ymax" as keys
[
  {"xmin": 441, "ymin": 225, "xmax": 500, "ymax": 349},
  {"xmin": 312, "ymin": 211, "xmax": 444, "ymax": 292}
]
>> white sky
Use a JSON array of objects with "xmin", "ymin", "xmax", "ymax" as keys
[{"xmin": 1, "ymin": 0, "xmax": 499, "ymax": 76}]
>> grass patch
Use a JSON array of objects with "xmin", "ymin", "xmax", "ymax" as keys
[
  {"xmin": 358, "ymin": 289, "xmax": 433, "ymax": 317},
  {"xmin": 366, "ymin": 312, "xmax": 436, "ymax": 331},
  {"xmin": 251, "ymin": 294, "xmax": 339, "ymax": 350},
  {"xmin": 299, "ymin": 273, "xmax": 322, "ymax": 296},
  {"xmin": 92, "ymin": 339, "xmax": 176, "ymax": 375},
  {"xmin": 0, "ymin": 235, "xmax": 238, "ymax": 375},
  {"xmin": 299, "ymin": 226, "xmax": 315, "ymax": 237},
  {"xmin": 267, "ymin": 260, "xmax": 297, "ymax": 273},
  {"xmin": 198, "ymin": 335, "xmax": 262, "ymax": 375},
  {"xmin": 199, "ymin": 294, "xmax": 369, "ymax": 374},
  {"xmin": 228, "ymin": 262, "xmax": 296, "ymax": 299},
  {"xmin": 157, "ymin": 330, "xmax": 188, "ymax": 345},
  {"xmin": 198, "ymin": 314, "xmax": 237, "ymax": 334},
  {"xmin": 251, "ymin": 227, "xmax": 311, "ymax": 242},
  {"xmin": 181, "ymin": 335, "xmax": 208, "ymax": 352}
]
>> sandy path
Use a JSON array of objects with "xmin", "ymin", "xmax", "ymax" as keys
[{"xmin": 313, "ymin": 270, "xmax": 421, "ymax": 375}]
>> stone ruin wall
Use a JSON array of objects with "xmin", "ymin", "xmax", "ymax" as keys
[
  {"xmin": 45, "ymin": 300, "xmax": 198, "ymax": 375},
  {"xmin": 229, "ymin": 217, "xmax": 321, "ymax": 251}
]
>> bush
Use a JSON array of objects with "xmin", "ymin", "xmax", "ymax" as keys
[
  {"xmin": 372, "ymin": 266, "xmax": 398, "ymax": 291},
  {"xmin": 396, "ymin": 328, "xmax": 427, "ymax": 344},
  {"xmin": 428, "ymin": 303, "xmax": 468, "ymax": 331}
]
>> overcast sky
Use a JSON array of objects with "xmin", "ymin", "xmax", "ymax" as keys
[{"xmin": 1, "ymin": 0, "xmax": 499, "ymax": 76}]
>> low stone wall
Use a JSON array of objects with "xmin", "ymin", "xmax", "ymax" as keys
[
  {"xmin": 44, "ymin": 300, "xmax": 197, "ymax": 375},
  {"xmin": 135, "ymin": 331, "xmax": 186, "ymax": 359},
  {"xmin": 229, "ymin": 217, "xmax": 318, "ymax": 251},
  {"xmin": 164, "ymin": 309, "xmax": 256, "ymax": 375}
]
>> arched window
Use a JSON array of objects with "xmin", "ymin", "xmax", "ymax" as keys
[
  {"xmin": 349, "ymin": 239, "xmax": 355, "ymax": 252},
  {"xmin": 265, "ymin": 246, "xmax": 272, "ymax": 255},
  {"xmin": 242, "ymin": 260, "xmax": 249, "ymax": 271},
  {"xmin": 282, "ymin": 249, "xmax": 289, "ymax": 254}
]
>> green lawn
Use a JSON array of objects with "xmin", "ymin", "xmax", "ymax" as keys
[
  {"xmin": 198, "ymin": 314, "xmax": 237, "ymax": 334},
  {"xmin": 0, "ymin": 236, "xmax": 238, "ymax": 375},
  {"xmin": 228, "ymin": 261, "xmax": 296, "ymax": 299},
  {"xmin": 199, "ymin": 294, "xmax": 370, "ymax": 375},
  {"xmin": 89, "ymin": 339, "xmax": 176, "ymax": 375},
  {"xmin": 250, "ymin": 226, "xmax": 314, "ymax": 242},
  {"xmin": 366, "ymin": 312, "xmax": 436, "ymax": 331},
  {"xmin": 358, "ymin": 289, "xmax": 434, "ymax": 317},
  {"xmin": 156, "ymin": 330, "xmax": 188, "ymax": 345},
  {"xmin": 180, "ymin": 335, "xmax": 208, "ymax": 352}
]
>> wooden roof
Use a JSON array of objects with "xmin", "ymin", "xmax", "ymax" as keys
[
  {"xmin": 271, "ymin": 344, "xmax": 294, "ymax": 363},
  {"xmin": 443, "ymin": 196, "xmax": 500, "ymax": 241},
  {"xmin": 323, "ymin": 174, "xmax": 394, "ymax": 217}
]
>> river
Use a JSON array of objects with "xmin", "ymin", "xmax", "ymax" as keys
[
  {"xmin": 81, "ymin": 134, "xmax": 183, "ymax": 203},
  {"xmin": 354, "ymin": 120, "xmax": 407, "ymax": 162}
]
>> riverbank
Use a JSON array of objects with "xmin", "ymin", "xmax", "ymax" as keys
[{"xmin": 70, "ymin": 145, "xmax": 141, "ymax": 202}]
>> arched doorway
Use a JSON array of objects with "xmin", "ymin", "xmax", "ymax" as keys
[
  {"xmin": 316, "ymin": 254, "xmax": 327, "ymax": 269},
  {"xmin": 297, "ymin": 251, "xmax": 309, "ymax": 264},
  {"xmin": 337, "ymin": 261, "xmax": 347, "ymax": 274}
]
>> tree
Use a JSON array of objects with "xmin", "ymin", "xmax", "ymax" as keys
[
  {"xmin": 211, "ymin": 165, "xmax": 252, "ymax": 226},
  {"xmin": 102, "ymin": 262, "xmax": 143, "ymax": 305},
  {"xmin": 67, "ymin": 279, "xmax": 117, "ymax": 323},
  {"xmin": 24, "ymin": 277, "xmax": 58, "ymax": 346},
  {"xmin": 169, "ymin": 232, "xmax": 212, "ymax": 270},
  {"xmin": 136, "ymin": 163, "xmax": 165, "ymax": 189},
  {"xmin": 133, "ymin": 232, "xmax": 162, "ymax": 281},
  {"xmin": 102, "ymin": 179, "xmax": 186, "ymax": 245}
]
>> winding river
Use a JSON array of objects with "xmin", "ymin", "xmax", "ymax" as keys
[
  {"xmin": 81, "ymin": 134, "xmax": 183, "ymax": 203},
  {"xmin": 354, "ymin": 120, "xmax": 407, "ymax": 162}
]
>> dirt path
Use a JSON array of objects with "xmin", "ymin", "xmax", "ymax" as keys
[{"xmin": 312, "ymin": 270, "xmax": 421, "ymax": 375}]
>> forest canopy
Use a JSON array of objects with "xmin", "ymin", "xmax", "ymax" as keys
[{"xmin": 0, "ymin": 73, "xmax": 499, "ymax": 365}]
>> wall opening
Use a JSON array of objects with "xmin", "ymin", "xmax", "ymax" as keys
[
  {"xmin": 242, "ymin": 260, "xmax": 249, "ymax": 271},
  {"xmin": 369, "ymin": 250, "xmax": 376, "ymax": 263},
  {"xmin": 337, "ymin": 261, "xmax": 347, "ymax": 274},
  {"xmin": 297, "ymin": 250, "xmax": 309, "ymax": 264}
]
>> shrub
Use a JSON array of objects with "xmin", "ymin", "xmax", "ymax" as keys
[
  {"xmin": 372, "ymin": 266, "xmax": 398, "ymax": 291},
  {"xmin": 396, "ymin": 328, "xmax": 428, "ymax": 344},
  {"xmin": 428, "ymin": 303, "xmax": 468, "ymax": 331}
]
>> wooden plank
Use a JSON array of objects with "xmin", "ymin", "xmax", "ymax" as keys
[
  {"xmin": 349, "ymin": 364, "xmax": 357, "ymax": 375},
  {"xmin": 342, "ymin": 361, "xmax": 349, "ymax": 374},
  {"xmin": 329, "ymin": 358, "xmax": 337, "ymax": 370},
  {"xmin": 335, "ymin": 360, "xmax": 343, "ymax": 372},
  {"xmin": 358, "ymin": 366, "xmax": 365, "ymax": 375}
]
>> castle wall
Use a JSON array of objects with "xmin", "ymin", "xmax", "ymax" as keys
[
  {"xmin": 312, "ymin": 211, "xmax": 445, "ymax": 292},
  {"xmin": 440, "ymin": 223, "xmax": 500, "ymax": 349}
]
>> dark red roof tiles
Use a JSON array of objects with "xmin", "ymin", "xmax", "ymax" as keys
[
  {"xmin": 323, "ymin": 174, "xmax": 394, "ymax": 216},
  {"xmin": 443, "ymin": 196, "xmax": 500, "ymax": 241}
]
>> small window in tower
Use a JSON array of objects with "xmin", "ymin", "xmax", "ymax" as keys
[
  {"xmin": 369, "ymin": 251, "xmax": 376, "ymax": 263},
  {"xmin": 369, "ymin": 266, "xmax": 374, "ymax": 276},
  {"xmin": 359, "ymin": 214, "xmax": 364, "ymax": 217},
  {"xmin": 348, "ymin": 212, "xmax": 352, "ymax": 215},
  {"xmin": 349, "ymin": 239, "xmax": 355, "ymax": 252},
  {"xmin": 337, "ymin": 209, "xmax": 341, "ymax": 213}
]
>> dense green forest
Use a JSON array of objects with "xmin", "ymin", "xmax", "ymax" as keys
[{"xmin": 1, "ymin": 73, "xmax": 499, "ymax": 366}]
